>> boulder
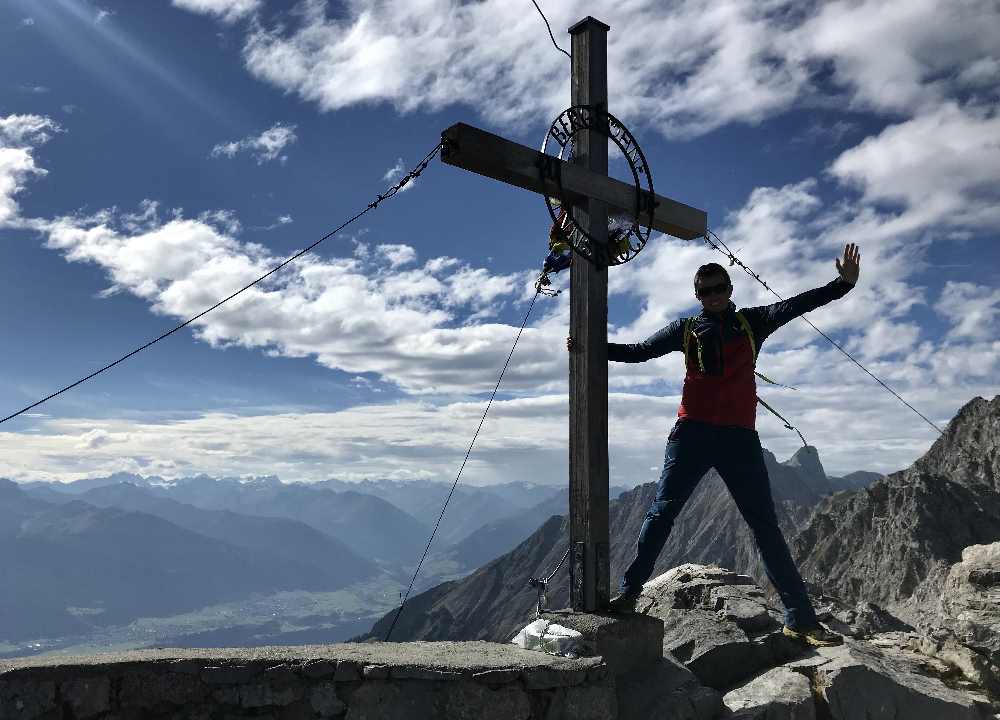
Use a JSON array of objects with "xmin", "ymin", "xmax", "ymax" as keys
[
  {"xmin": 636, "ymin": 564, "xmax": 800, "ymax": 689},
  {"xmin": 617, "ymin": 656, "xmax": 724, "ymax": 720},
  {"xmin": 918, "ymin": 541, "xmax": 1000, "ymax": 696},
  {"xmin": 786, "ymin": 638, "xmax": 992, "ymax": 719},
  {"xmin": 723, "ymin": 666, "xmax": 815, "ymax": 720}
]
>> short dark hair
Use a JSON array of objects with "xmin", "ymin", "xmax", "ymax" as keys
[{"xmin": 694, "ymin": 262, "xmax": 731, "ymax": 288}]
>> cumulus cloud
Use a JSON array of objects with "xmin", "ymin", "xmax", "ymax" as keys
[
  {"xmin": 935, "ymin": 282, "xmax": 1000, "ymax": 341},
  {"xmin": 225, "ymin": 0, "xmax": 1000, "ymax": 139},
  {"xmin": 830, "ymin": 103, "xmax": 1000, "ymax": 232},
  {"xmin": 210, "ymin": 122, "xmax": 297, "ymax": 164},
  {"xmin": 172, "ymin": 0, "xmax": 261, "ymax": 24},
  {"xmin": 0, "ymin": 114, "xmax": 62, "ymax": 227},
  {"xmin": 0, "ymin": 114, "xmax": 62, "ymax": 147},
  {"xmin": 375, "ymin": 243, "xmax": 417, "ymax": 268},
  {"xmin": 790, "ymin": 0, "xmax": 1000, "ymax": 114},
  {"xmin": 75, "ymin": 428, "xmax": 114, "ymax": 450},
  {"xmin": 32, "ymin": 198, "xmax": 548, "ymax": 395}
]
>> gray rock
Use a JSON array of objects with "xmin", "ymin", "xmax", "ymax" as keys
[
  {"xmin": 344, "ymin": 681, "xmax": 435, "ymax": 720},
  {"xmin": 616, "ymin": 656, "xmax": 724, "ymax": 720},
  {"xmin": 299, "ymin": 659, "xmax": 337, "ymax": 679},
  {"xmin": 538, "ymin": 610, "xmax": 664, "ymax": 676},
  {"xmin": 801, "ymin": 640, "xmax": 990, "ymax": 720},
  {"xmin": 472, "ymin": 668, "xmax": 521, "ymax": 685},
  {"xmin": 908, "ymin": 541, "xmax": 1000, "ymax": 700},
  {"xmin": 236, "ymin": 682, "xmax": 302, "ymax": 708},
  {"xmin": 522, "ymin": 665, "xmax": 588, "ymax": 690},
  {"xmin": 59, "ymin": 676, "xmax": 110, "ymax": 719},
  {"xmin": 792, "ymin": 396, "xmax": 1000, "ymax": 621},
  {"xmin": 201, "ymin": 664, "xmax": 260, "ymax": 684},
  {"xmin": 118, "ymin": 670, "xmax": 207, "ymax": 708},
  {"xmin": 723, "ymin": 666, "xmax": 815, "ymax": 720},
  {"xmin": 0, "ymin": 678, "xmax": 56, "ymax": 718},
  {"xmin": 441, "ymin": 681, "xmax": 532, "ymax": 720},
  {"xmin": 831, "ymin": 601, "xmax": 913, "ymax": 638},
  {"xmin": 637, "ymin": 565, "xmax": 796, "ymax": 689},
  {"xmin": 558, "ymin": 683, "xmax": 620, "ymax": 720},
  {"xmin": 310, "ymin": 683, "xmax": 347, "ymax": 717},
  {"xmin": 389, "ymin": 666, "xmax": 463, "ymax": 681}
]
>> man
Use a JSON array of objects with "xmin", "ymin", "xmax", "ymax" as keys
[{"xmin": 583, "ymin": 243, "xmax": 860, "ymax": 647}]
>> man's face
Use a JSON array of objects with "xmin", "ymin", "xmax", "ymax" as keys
[{"xmin": 694, "ymin": 273, "xmax": 733, "ymax": 314}]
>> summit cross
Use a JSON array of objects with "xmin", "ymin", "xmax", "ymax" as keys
[{"xmin": 440, "ymin": 16, "xmax": 707, "ymax": 612}]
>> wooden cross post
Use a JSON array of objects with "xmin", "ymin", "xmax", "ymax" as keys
[
  {"xmin": 440, "ymin": 16, "xmax": 707, "ymax": 612},
  {"xmin": 567, "ymin": 17, "xmax": 611, "ymax": 613}
]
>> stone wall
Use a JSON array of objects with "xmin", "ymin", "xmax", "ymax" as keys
[{"xmin": 0, "ymin": 641, "xmax": 615, "ymax": 720}]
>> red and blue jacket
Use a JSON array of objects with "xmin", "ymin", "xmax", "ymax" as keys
[{"xmin": 608, "ymin": 278, "xmax": 854, "ymax": 429}]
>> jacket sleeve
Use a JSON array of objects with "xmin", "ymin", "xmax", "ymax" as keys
[
  {"xmin": 742, "ymin": 278, "xmax": 854, "ymax": 341},
  {"xmin": 608, "ymin": 319, "xmax": 685, "ymax": 363}
]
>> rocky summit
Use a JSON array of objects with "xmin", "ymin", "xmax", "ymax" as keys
[{"xmin": 544, "ymin": 563, "xmax": 997, "ymax": 719}]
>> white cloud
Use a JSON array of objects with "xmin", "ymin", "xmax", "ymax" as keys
[
  {"xmin": 5, "ymin": 370, "xmax": 997, "ymax": 485},
  {"xmin": 0, "ymin": 115, "xmax": 62, "ymax": 147},
  {"xmin": 95, "ymin": 7, "xmax": 115, "ymax": 23},
  {"xmin": 20, "ymin": 17, "xmax": 34, "ymax": 27},
  {"xmin": 790, "ymin": 0, "xmax": 1000, "ymax": 115},
  {"xmin": 382, "ymin": 159, "xmax": 405, "ymax": 182},
  {"xmin": 223, "ymin": 0, "xmax": 1000, "ymax": 139},
  {"xmin": 249, "ymin": 214, "xmax": 293, "ymax": 231},
  {"xmin": 382, "ymin": 158, "xmax": 415, "ymax": 192},
  {"xmin": 375, "ymin": 243, "xmax": 416, "ymax": 268},
  {"xmin": 75, "ymin": 429, "xmax": 114, "ymax": 450},
  {"xmin": 33, "ymin": 200, "xmax": 552, "ymax": 396},
  {"xmin": 830, "ymin": 103, "xmax": 1000, "ymax": 232},
  {"xmin": 172, "ymin": 0, "xmax": 261, "ymax": 24},
  {"xmin": 0, "ymin": 114, "xmax": 62, "ymax": 227},
  {"xmin": 210, "ymin": 122, "xmax": 297, "ymax": 164},
  {"xmin": 935, "ymin": 282, "xmax": 1000, "ymax": 341}
]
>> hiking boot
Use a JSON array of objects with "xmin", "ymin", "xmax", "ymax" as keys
[
  {"xmin": 607, "ymin": 591, "xmax": 639, "ymax": 614},
  {"xmin": 782, "ymin": 623, "xmax": 844, "ymax": 647}
]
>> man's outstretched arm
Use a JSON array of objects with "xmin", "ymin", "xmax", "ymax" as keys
[
  {"xmin": 606, "ymin": 320, "xmax": 686, "ymax": 363},
  {"xmin": 745, "ymin": 243, "xmax": 861, "ymax": 339}
]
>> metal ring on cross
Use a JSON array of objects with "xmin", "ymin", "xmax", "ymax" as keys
[{"xmin": 540, "ymin": 106, "xmax": 655, "ymax": 267}]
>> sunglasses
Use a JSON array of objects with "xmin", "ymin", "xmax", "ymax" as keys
[{"xmin": 696, "ymin": 282, "xmax": 731, "ymax": 298}]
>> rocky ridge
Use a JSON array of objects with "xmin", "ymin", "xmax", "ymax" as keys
[{"xmin": 792, "ymin": 395, "xmax": 1000, "ymax": 625}]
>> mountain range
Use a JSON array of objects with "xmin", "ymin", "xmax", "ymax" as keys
[
  {"xmin": 3, "ymin": 417, "xmax": 892, "ymax": 653},
  {"xmin": 359, "ymin": 434, "xmax": 887, "ymax": 642}
]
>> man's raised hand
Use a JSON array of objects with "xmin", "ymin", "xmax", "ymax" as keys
[{"xmin": 836, "ymin": 243, "xmax": 861, "ymax": 285}]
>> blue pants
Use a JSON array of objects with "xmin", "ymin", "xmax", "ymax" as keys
[{"xmin": 619, "ymin": 419, "xmax": 818, "ymax": 629}]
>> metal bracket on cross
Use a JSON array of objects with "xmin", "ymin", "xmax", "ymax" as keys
[{"xmin": 541, "ymin": 105, "xmax": 655, "ymax": 266}]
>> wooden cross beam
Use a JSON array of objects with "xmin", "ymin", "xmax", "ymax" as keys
[
  {"xmin": 440, "ymin": 17, "xmax": 706, "ymax": 612},
  {"xmin": 440, "ymin": 123, "xmax": 707, "ymax": 241}
]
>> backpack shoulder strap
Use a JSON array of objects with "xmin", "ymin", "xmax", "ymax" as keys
[
  {"xmin": 735, "ymin": 311, "xmax": 757, "ymax": 365},
  {"xmin": 683, "ymin": 317, "xmax": 705, "ymax": 373}
]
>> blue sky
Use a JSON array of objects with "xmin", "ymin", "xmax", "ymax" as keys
[{"xmin": 0, "ymin": 0, "xmax": 997, "ymax": 484}]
